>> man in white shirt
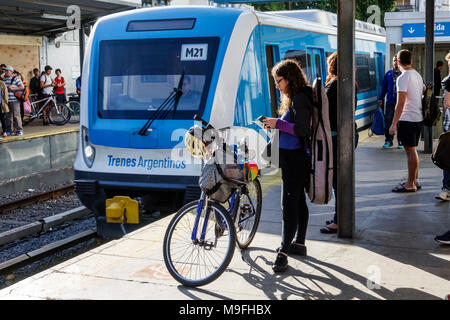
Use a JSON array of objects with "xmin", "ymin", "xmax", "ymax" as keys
[
  {"xmin": 40, "ymin": 65, "xmax": 55, "ymax": 125},
  {"xmin": 389, "ymin": 49, "xmax": 425, "ymax": 192}
]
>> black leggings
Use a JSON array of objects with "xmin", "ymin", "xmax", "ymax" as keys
[
  {"xmin": 0, "ymin": 112, "xmax": 6, "ymax": 134},
  {"xmin": 279, "ymin": 148, "xmax": 309, "ymax": 253}
]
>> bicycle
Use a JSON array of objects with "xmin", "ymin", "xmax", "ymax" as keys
[
  {"xmin": 163, "ymin": 115, "xmax": 262, "ymax": 287},
  {"xmin": 66, "ymin": 92, "xmax": 80, "ymax": 124},
  {"xmin": 24, "ymin": 94, "xmax": 71, "ymax": 126}
]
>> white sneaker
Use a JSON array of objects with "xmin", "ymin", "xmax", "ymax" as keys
[{"xmin": 435, "ymin": 188, "xmax": 450, "ymax": 201}]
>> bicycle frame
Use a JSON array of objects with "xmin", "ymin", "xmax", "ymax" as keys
[
  {"xmin": 28, "ymin": 95, "xmax": 55, "ymax": 119},
  {"xmin": 190, "ymin": 186, "xmax": 256, "ymax": 244}
]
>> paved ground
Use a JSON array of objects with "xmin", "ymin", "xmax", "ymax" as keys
[{"xmin": 0, "ymin": 132, "xmax": 449, "ymax": 300}]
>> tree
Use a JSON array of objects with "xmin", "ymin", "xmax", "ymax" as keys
[{"xmin": 252, "ymin": 0, "xmax": 396, "ymax": 27}]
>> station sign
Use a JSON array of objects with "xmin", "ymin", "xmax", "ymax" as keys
[{"xmin": 402, "ymin": 22, "xmax": 450, "ymax": 43}]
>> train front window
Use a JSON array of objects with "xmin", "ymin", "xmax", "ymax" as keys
[{"xmin": 98, "ymin": 37, "xmax": 220, "ymax": 119}]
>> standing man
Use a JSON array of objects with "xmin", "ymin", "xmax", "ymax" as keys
[
  {"xmin": 434, "ymin": 61, "xmax": 444, "ymax": 97},
  {"xmin": 435, "ymin": 53, "xmax": 450, "ymax": 201},
  {"xmin": 378, "ymin": 55, "xmax": 403, "ymax": 149},
  {"xmin": 3, "ymin": 66, "xmax": 24, "ymax": 136},
  {"xmin": 29, "ymin": 68, "xmax": 42, "ymax": 95},
  {"xmin": 40, "ymin": 65, "xmax": 55, "ymax": 126},
  {"xmin": 390, "ymin": 49, "xmax": 425, "ymax": 193}
]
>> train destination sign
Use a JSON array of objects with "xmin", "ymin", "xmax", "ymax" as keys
[{"xmin": 402, "ymin": 22, "xmax": 450, "ymax": 43}]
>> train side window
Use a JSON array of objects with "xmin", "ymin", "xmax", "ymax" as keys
[
  {"xmin": 284, "ymin": 50, "xmax": 312, "ymax": 84},
  {"xmin": 368, "ymin": 57, "xmax": 377, "ymax": 92},
  {"xmin": 356, "ymin": 54, "xmax": 371, "ymax": 92}
]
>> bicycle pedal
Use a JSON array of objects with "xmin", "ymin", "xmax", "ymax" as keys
[{"xmin": 202, "ymin": 241, "xmax": 215, "ymax": 250}]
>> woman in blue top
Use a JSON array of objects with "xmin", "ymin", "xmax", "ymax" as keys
[{"xmin": 263, "ymin": 59, "xmax": 313, "ymax": 273}]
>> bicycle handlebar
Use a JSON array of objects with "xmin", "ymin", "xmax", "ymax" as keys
[{"xmin": 194, "ymin": 114, "xmax": 215, "ymax": 130}]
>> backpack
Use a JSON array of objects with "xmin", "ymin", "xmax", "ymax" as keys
[
  {"xmin": 368, "ymin": 107, "xmax": 385, "ymax": 136},
  {"xmin": 422, "ymin": 87, "xmax": 441, "ymax": 127},
  {"xmin": 431, "ymin": 131, "xmax": 450, "ymax": 171},
  {"xmin": 307, "ymin": 78, "xmax": 333, "ymax": 205},
  {"xmin": 14, "ymin": 86, "xmax": 30, "ymax": 102},
  {"xmin": 11, "ymin": 76, "xmax": 29, "ymax": 102}
]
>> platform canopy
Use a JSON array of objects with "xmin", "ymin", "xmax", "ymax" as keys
[{"xmin": 0, "ymin": 0, "xmax": 141, "ymax": 37}]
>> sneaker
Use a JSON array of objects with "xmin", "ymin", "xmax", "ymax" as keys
[
  {"xmin": 272, "ymin": 252, "xmax": 288, "ymax": 273},
  {"xmin": 382, "ymin": 141, "xmax": 393, "ymax": 149},
  {"xmin": 1, "ymin": 132, "xmax": 6, "ymax": 138},
  {"xmin": 276, "ymin": 243, "xmax": 307, "ymax": 256},
  {"xmin": 434, "ymin": 231, "xmax": 450, "ymax": 244},
  {"xmin": 5, "ymin": 131, "xmax": 13, "ymax": 136},
  {"xmin": 15, "ymin": 131, "xmax": 23, "ymax": 136},
  {"xmin": 397, "ymin": 145, "xmax": 404, "ymax": 149},
  {"xmin": 435, "ymin": 188, "xmax": 450, "ymax": 201}
]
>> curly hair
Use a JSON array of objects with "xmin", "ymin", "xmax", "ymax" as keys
[
  {"xmin": 271, "ymin": 59, "xmax": 310, "ymax": 115},
  {"xmin": 326, "ymin": 51, "xmax": 338, "ymax": 85}
]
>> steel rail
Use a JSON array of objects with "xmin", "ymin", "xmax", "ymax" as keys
[{"xmin": 0, "ymin": 184, "xmax": 75, "ymax": 215}]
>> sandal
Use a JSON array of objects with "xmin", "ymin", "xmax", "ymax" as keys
[
  {"xmin": 392, "ymin": 183, "xmax": 416, "ymax": 193},
  {"xmin": 399, "ymin": 180, "xmax": 421, "ymax": 190},
  {"xmin": 320, "ymin": 226, "xmax": 338, "ymax": 234}
]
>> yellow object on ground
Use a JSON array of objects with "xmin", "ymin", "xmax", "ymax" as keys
[{"xmin": 105, "ymin": 196, "xmax": 139, "ymax": 224}]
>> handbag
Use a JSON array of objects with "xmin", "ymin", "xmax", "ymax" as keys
[
  {"xmin": 23, "ymin": 100, "xmax": 32, "ymax": 114},
  {"xmin": 368, "ymin": 107, "xmax": 385, "ymax": 136}
]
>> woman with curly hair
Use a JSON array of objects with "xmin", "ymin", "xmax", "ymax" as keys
[{"xmin": 262, "ymin": 59, "xmax": 313, "ymax": 272}]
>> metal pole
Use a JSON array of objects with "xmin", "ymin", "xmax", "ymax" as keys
[
  {"xmin": 79, "ymin": 26, "xmax": 85, "ymax": 71},
  {"xmin": 337, "ymin": 0, "xmax": 355, "ymax": 239},
  {"xmin": 424, "ymin": 0, "xmax": 434, "ymax": 154}
]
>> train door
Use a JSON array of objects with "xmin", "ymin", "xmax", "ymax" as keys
[
  {"xmin": 374, "ymin": 52, "xmax": 384, "ymax": 97},
  {"xmin": 265, "ymin": 45, "xmax": 280, "ymax": 117},
  {"xmin": 307, "ymin": 47, "xmax": 326, "ymax": 82}
]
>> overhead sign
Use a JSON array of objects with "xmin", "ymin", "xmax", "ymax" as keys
[{"xmin": 402, "ymin": 22, "xmax": 450, "ymax": 42}]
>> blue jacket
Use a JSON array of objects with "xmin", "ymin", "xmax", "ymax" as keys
[{"xmin": 379, "ymin": 69, "xmax": 401, "ymax": 106}]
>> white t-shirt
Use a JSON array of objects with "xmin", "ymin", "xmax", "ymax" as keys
[
  {"xmin": 40, "ymin": 74, "xmax": 53, "ymax": 95},
  {"xmin": 396, "ymin": 69, "xmax": 424, "ymax": 122}
]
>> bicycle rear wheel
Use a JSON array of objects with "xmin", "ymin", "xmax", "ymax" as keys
[
  {"xmin": 48, "ymin": 103, "xmax": 71, "ymax": 125},
  {"xmin": 67, "ymin": 101, "xmax": 80, "ymax": 123},
  {"xmin": 236, "ymin": 178, "xmax": 262, "ymax": 249},
  {"xmin": 163, "ymin": 200, "xmax": 236, "ymax": 287}
]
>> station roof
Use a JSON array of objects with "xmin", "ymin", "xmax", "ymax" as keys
[{"xmin": 0, "ymin": 0, "xmax": 141, "ymax": 37}]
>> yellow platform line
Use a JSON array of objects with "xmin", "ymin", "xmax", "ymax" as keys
[{"xmin": 0, "ymin": 126, "xmax": 79, "ymax": 144}]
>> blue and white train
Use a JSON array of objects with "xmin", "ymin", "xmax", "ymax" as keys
[{"xmin": 74, "ymin": 6, "xmax": 386, "ymax": 237}]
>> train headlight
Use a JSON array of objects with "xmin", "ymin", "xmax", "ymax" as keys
[{"xmin": 82, "ymin": 125, "xmax": 96, "ymax": 168}]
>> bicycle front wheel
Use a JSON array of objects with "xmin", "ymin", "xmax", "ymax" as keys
[
  {"xmin": 236, "ymin": 178, "xmax": 262, "ymax": 249},
  {"xmin": 48, "ymin": 103, "xmax": 71, "ymax": 125},
  {"xmin": 163, "ymin": 200, "xmax": 236, "ymax": 287},
  {"xmin": 67, "ymin": 101, "xmax": 80, "ymax": 123}
]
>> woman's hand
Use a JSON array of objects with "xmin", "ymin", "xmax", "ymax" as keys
[{"xmin": 262, "ymin": 117, "xmax": 278, "ymax": 130}]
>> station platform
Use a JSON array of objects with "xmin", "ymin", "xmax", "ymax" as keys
[
  {"xmin": 0, "ymin": 120, "xmax": 78, "ymax": 197},
  {"xmin": 0, "ymin": 133, "xmax": 449, "ymax": 300}
]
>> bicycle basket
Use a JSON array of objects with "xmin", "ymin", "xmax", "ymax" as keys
[{"xmin": 199, "ymin": 149, "xmax": 245, "ymax": 203}]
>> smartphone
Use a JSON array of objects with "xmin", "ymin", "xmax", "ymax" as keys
[{"xmin": 257, "ymin": 115, "xmax": 266, "ymax": 122}]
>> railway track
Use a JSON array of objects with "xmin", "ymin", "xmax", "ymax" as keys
[
  {"xmin": 0, "ymin": 184, "xmax": 75, "ymax": 215},
  {"xmin": 0, "ymin": 206, "xmax": 96, "ymax": 278},
  {"xmin": 0, "ymin": 186, "xmax": 100, "ymax": 285}
]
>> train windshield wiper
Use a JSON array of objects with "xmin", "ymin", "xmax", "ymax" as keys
[{"xmin": 138, "ymin": 72, "xmax": 184, "ymax": 136}]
